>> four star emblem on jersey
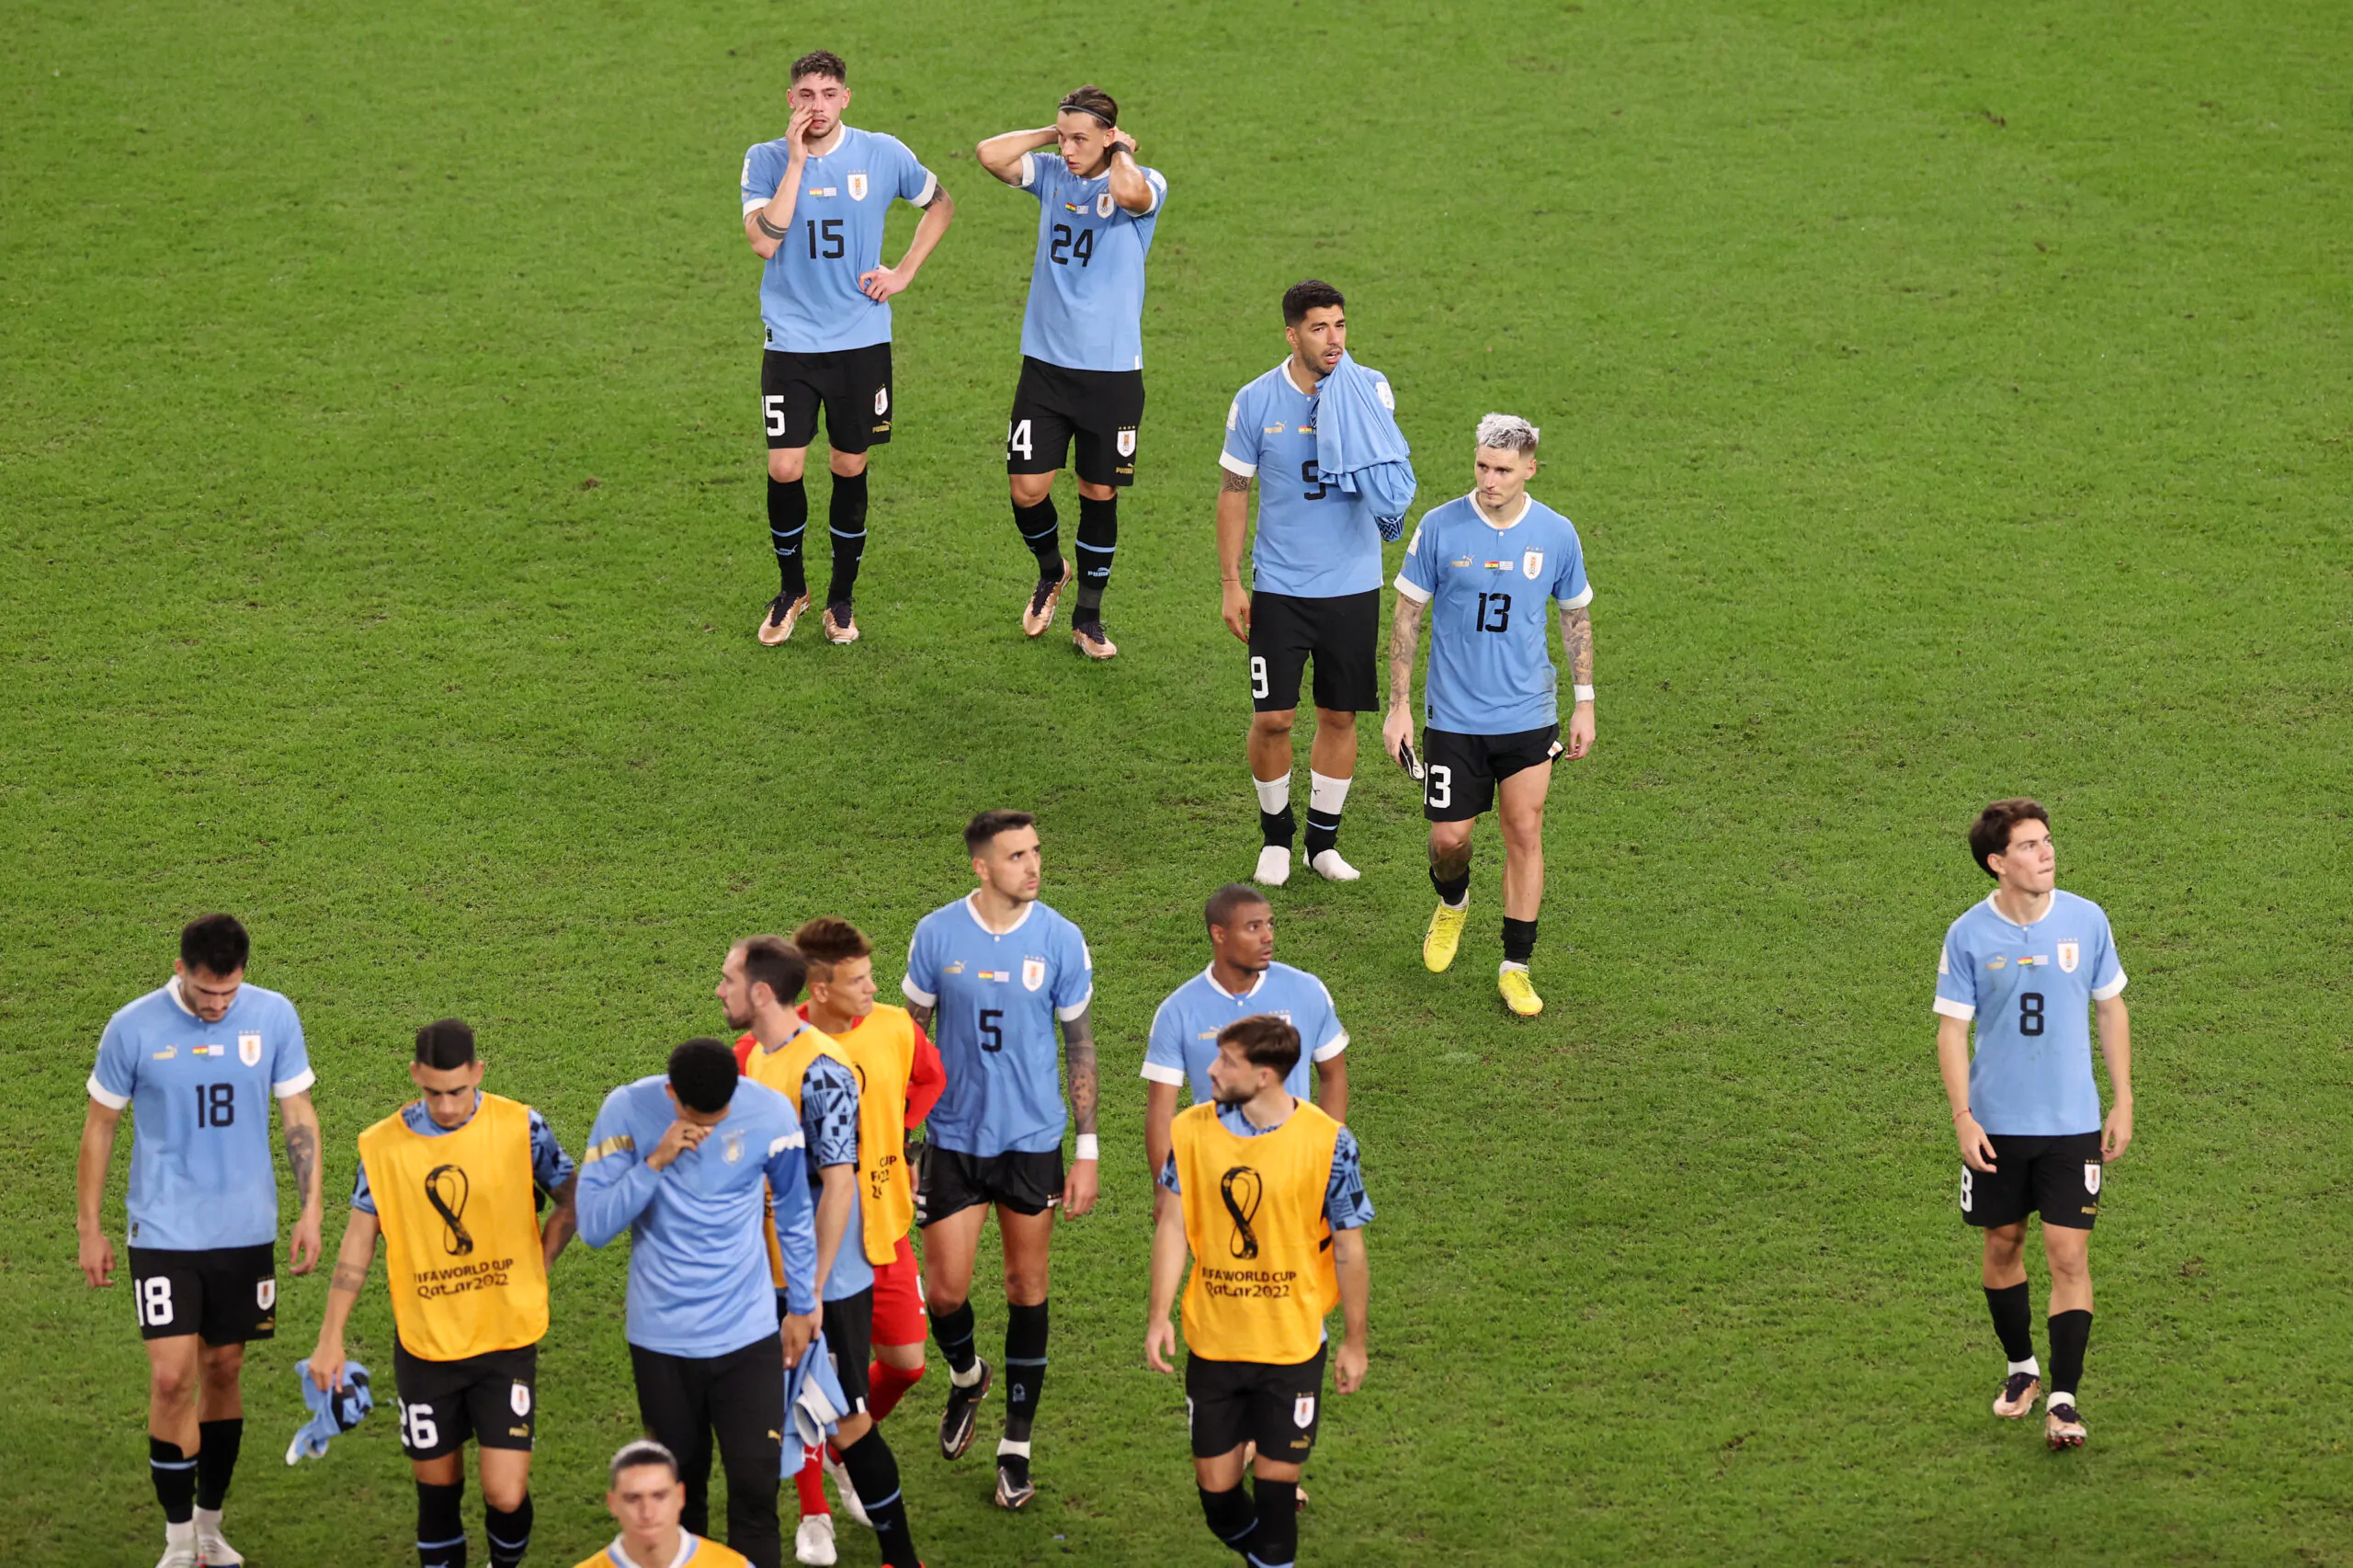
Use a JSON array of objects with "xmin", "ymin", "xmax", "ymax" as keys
[
  {"xmin": 848, "ymin": 171, "xmax": 869, "ymax": 201},
  {"xmin": 2057, "ymin": 940, "xmax": 2080, "ymax": 973},
  {"xmin": 238, "ymin": 1031, "xmax": 262, "ymax": 1067},
  {"xmin": 1022, "ymin": 957, "xmax": 1046, "ymax": 991}
]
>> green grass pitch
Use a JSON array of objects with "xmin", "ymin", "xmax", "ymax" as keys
[{"xmin": 6, "ymin": 0, "xmax": 2350, "ymax": 1562}]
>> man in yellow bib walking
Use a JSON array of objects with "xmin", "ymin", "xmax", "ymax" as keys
[
  {"xmin": 312, "ymin": 1020, "xmax": 580, "ymax": 1568},
  {"xmin": 1145, "ymin": 1015, "xmax": 1370, "ymax": 1568}
]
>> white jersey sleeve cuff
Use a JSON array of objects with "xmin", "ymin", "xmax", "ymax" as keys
[
  {"xmin": 1139, "ymin": 1062, "xmax": 1186, "ymax": 1085},
  {"xmin": 86, "ymin": 1073, "xmax": 131, "ymax": 1111},
  {"xmin": 272, "ymin": 1066, "xmax": 317, "ymax": 1099},
  {"xmin": 2092, "ymin": 972, "xmax": 2128, "ymax": 1002},
  {"xmin": 1017, "ymin": 152, "xmax": 1040, "ymax": 189},
  {"xmin": 1392, "ymin": 573, "xmax": 1432, "ymax": 604},
  {"xmin": 1056, "ymin": 991, "xmax": 1095, "ymax": 1022},
  {"xmin": 1218, "ymin": 450, "xmax": 1256, "ymax": 479},
  {"xmin": 1931, "ymin": 997, "xmax": 1976, "ymax": 1021},
  {"xmin": 1312, "ymin": 1031, "xmax": 1349, "ymax": 1063},
  {"xmin": 901, "ymin": 976, "xmax": 938, "ymax": 1008},
  {"xmin": 1558, "ymin": 585, "xmax": 1594, "ymax": 609},
  {"xmin": 743, "ymin": 197, "xmax": 767, "ymax": 215},
  {"xmin": 911, "ymin": 168, "xmax": 938, "ymax": 208}
]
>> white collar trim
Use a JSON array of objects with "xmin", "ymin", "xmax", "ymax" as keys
[
  {"xmin": 1474, "ymin": 493, "xmax": 1533, "ymax": 531},
  {"xmin": 963, "ymin": 892, "xmax": 1037, "ymax": 937},
  {"xmin": 165, "ymin": 977, "xmax": 196, "ymax": 1017},
  {"xmin": 1202, "ymin": 963, "xmax": 1267, "ymax": 1001}
]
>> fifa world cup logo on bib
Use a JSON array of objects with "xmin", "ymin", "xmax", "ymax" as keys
[
  {"xmin": 425, "ymin": 1165, "xmax": 474, "ymax": 1256},
  {"xmin": 1219, "ymin": 1165, "xmax": 1264, "ymax": 1260}
]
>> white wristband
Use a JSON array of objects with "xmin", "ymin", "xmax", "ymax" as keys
[
  {"xmin": 1573, "ymin": 685, "xmax": 1596, "ymax": 703},
  {"xmin": 1074, "ymin": 1134, "xmax": 1100, "ymax": 1162}
]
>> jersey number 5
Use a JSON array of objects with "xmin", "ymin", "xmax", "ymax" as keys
[{"xmin": 979, "ymin": 1007, "xmax": 1005, "ymax": 1052}]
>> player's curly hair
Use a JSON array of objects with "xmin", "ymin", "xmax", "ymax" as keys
[
  {"xmin": 1475, "ymin": 413, "xmax": 1540, "ymax": 455},
  {"xmin": 1968, "ymin": 798, "xmax": 2050, "ymax": 878},
  {"xmin": 792, "ymin": 916, "xmax": 873, "ymax": 975},
  {"xmin": 791, "ymin": 50, "xmax": 847, "ymax": 84},
  {"xmin": 1059, "ymin": 84, "xmax": 1118, "ymax": 126},
  {"xmin": 1219, "ymin": 1014, "xmax": 1302, "ymax": 1080}
]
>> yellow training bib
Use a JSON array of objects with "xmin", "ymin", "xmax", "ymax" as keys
[{"xmin": 1174, "ymin": 1100, "xmax": 1341, "ymax": 1366}]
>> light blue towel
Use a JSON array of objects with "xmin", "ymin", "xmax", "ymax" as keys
[
  {"xmin": 1313, "ymin": 352, "xmax": 1417, "ymax": 539},
  {"xmin": 783, "ymin": 1331, "xmax": 850, "ymax": 1460},
  {"xmin": 285, "ymin": 1359, "xmax": 374, "ymax": 1463}
]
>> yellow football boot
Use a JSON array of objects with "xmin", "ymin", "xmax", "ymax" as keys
[
  {"xmin": 1423, "ymin": 901, "xmax": 1468, "ymax": 972},
  {"xmin": 1498, "ymin": 966, "xmax": 1544, "ymax": 1017}
]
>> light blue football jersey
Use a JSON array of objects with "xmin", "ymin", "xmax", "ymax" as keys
[
  {"xmin": 742, "ymin": 127, "xmax": 938, "ymax": 354},
  {"xmin": 88, "ymin": 981, "xmax": 314, "ymax": 1252},
  {"xmin": 1934, "ymin": 890, "xmax": 2127, "ymax": 1137},
  {"xmin": 1393, "ymin": 494, "xmax": 1593, "ymax": 735},
  {"xmin": 902, "ymin": 895, "xmax": 1093, "ymax": 1156},
  {"xmin": 1142, "ymin": 962, "xmax": 1347, "ymax": 1105},
  {"xmin": 1017, "ymin": 150, "xmax": 1167, "ymax": 372},
  {"xmin": 576, "ymin": 1074, "xmax": 818, "ymax": 1357},
  {"xmin": 1220, "ymin": 363, "xmax": 1389, "ymax": 599}
]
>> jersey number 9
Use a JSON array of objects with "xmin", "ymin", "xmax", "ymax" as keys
[{"xmin": 979, "ymin": 1007, "xmax": 1005, "ymax": 1053}]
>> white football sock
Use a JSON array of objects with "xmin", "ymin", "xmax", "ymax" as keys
[
  {"xmin": 1309, "ymin": 848, "xmax": 1359, "ymax": 881},
  {"xmin": 165, "ymin": 1519, "xmax": 196, "ymax": 1546},
  {"xmin": 950, "ymin": 1360, "xmax": 984, "ymax": 1390},
  {"xmin": 1307, "ymin": 770, "xmax": 1352, "ymax": 814},
  {"xmin": 1253, "ymin": 774, "xmax": 1291, "ymax": 814},
  {"xmin": 2048, "ymin": 1390, "xmax": 2076, "ymax": 1408},
  {"xmin": 996, "ymin": 1438, "xmax": 1033, "ymax": 1459},
  {"xmin": 2007, "ymin": 1357, "xmax": 2040, "ymax": 1377},
  {"xmin": 1499, "ymin": 960, "xmax": 1529, "ymax": 974}
]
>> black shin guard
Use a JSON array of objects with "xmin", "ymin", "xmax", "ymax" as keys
[
  {"xmin": 1247, "ymin": 1477, "xmax": 1299, "ymax": 1565},
  {"xmin": 1074, "ymin": 494, "xmax": 1117, "ymax": 619},
  {"xmin": 149, "ymin": 1436, "xmax": 196, "ymax": 1525},
  {"xmin": 1199, "ymin": 1483, "xmax": 1256, "ymax": 1551},
  {"xmin": 932, "ymin": 1299, "xmax": 979, "ymax": 1376},
  {"xmin": 826, "ymin": 469, "xmax": 869, "ymax": 610},
  {"xmin": 484, "ymin": 1494, "xmax": 532, "ymax": 1568},
  {"xmin": 195, "ymin": 1416, "xmax": 243, "ymax": 1511},
  {"xmin": 1260, "ymin": 807, "xmax": 1298, "ymax": 847},
  {"xmin": 1984, "ymin": 1281, "xmax": 2034, "ymax": 1363},
  {"xmin": 1431, "ymin": 864, "xmax": 1471, "ymax": 906},
  {"xmin": 838, "ymin": 1429, "xmax": 919, "ymax": 1568},
  {"xmin": 2048, "ymin": 1308, "xmax": 2093, "ymax": 1399},
  {"xmin": 768, "ymin": 477, "xmax": 809, "ymax": 599},
  {"xmin": 416, "ymin": 1479, "xmax": 467, "ymax": 1568},
  {"xmin": 1501, "ymin": 915, "xmax": 1539, "ymax": 964},
  {"xmin": 1003, "ymin": 1300, "xmax": 1049, "ymax": 1441},
  {"xmin": 1015, "ymin": 497, "xmax": 1062, "ymax": 578}
]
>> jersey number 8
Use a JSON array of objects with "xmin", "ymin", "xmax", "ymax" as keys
[{"xmin": 2018, "ymin": 992, "xmax": 2044, "ymax": 1036}]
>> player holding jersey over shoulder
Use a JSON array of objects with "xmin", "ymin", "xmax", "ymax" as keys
[
  {"xmin": 310, "ymin": 1019, "xmax": 580, "ymax": 1568},
  {"xmin": 1383, "ymin": 415, "xmax": 1597, "ymax": 1019},
  {"xmin": 1935, "ymin": 799, "xmax": 2134, "ymax": 1451},
  {"xmin": 976, "ymin": 85, "xmax": 1169, "ymax": 660},
  {"xmin": 901, "ymin": 811, "xmax": 1098, "ymax": 1510},
  {"xmin": 76, "ymin": 914, "xmax": 323, "ymax": 1568},
  {"xmin": 742, "ymin": 50, "xmax": 955, "ymax": 646}
]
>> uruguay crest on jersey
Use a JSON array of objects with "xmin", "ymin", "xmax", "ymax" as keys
[
  {"xmin": 238, "ymin": 1031, "xmax": 262, "ymax": 1067},
  {"xmin": 1096, "ymin": 190, "xmax": 1115, "ymax": 218},
  {"xmin": 1522, "ymin": 549, "xmax": 1545, "ymax": 580},
  {"xmin": 2058, "ymin": 939, "xmax": 2080, "ymax": 973},
  {"xmin": 848, "ymin": 171, "xmax": 869, "ymax": 201},
  {"xmin": 1117, "ymin": 426, "xmax": 1138, "ymax": 457},
  {"xmin": 1022, "ymin": 957, "xmax": 1046, "ymax": 992}
]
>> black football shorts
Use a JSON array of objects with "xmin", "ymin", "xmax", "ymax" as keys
[
  {"xmin": 392, "ymin": 1340, "xmax": 540, "ymax": 1459},
  {"xmin": 129, "ymin": 1244, "xmax": 277, "ymax": 1344},
  {"xmin": 918, "ymin": 1145, "xmax": 1064, "ymax": 1222},
  {"xmin": 1960, "ymin": 1131, "xmax": 2104, "ymax": 1232},
  {"xmin": 762, "ymin": 344, "xmax": 894, "ymax": 453},
  {"xmin": 1006, "ymin": 357, "xmax": 1144, "ymax": 486},
  {"xmin": 1185, "ymin": 1345, "xmax": 1328, "ymax": 1461},
  {"xmin": 1420, "ymin": 725, "xmax": 1563, "ymax": 822},
  {"xmin": 1249, "ymin": 590, "xmax": 1381, "ymax": 715}
]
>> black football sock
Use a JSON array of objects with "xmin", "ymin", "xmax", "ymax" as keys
[
  {"xmin": 1199, "ymin": 1483, "xmax": 1256, "ymax": 1551},
  {"xmin": 485, "ymin": 1494, "xmax": 532, "ymax": 1568},
  {"xmin": 417, "ymin": 1479, "xmax": 467, "ymax": 1568},
  {"xmin": 1074, "ymin": 494, "xmax": 1118, "ymax": 620},
  {"xmin": 149, "ymin": 1436, "xmax": 196, "ymax": 1525},
  {"xmin": 1247, "ymin": 1477, "xmax": 1299, "ymax": 1566},
  {"xmin": 1984, "ymin": 1282, "xmax": 2035, "ymax": 1365},
  {"xmin": 1014, "ymin": 497, "xmax": 1063, "ymax": 580},
  {"xmin": 194, "ymin": 1416, "xmax": 243, "ymax": 1511},
  {"xmin": 768, "ymin": 477, "xmax": 809, "ymax": 601},
  {"xmin": 826, "ymin": 470, "xmax": 870, "ymax": 612},
  {"xmin": 837, "ymin": 1429, "xmax": 919, "ymax": 1568},
  {"xmin": 1502, "ymin": 916, "xmax": 1539, "ymax": 965},
  {"xmin": 1002, "ymin": 1300, "xmax": 1049, "ymax": 1442},
  {"xmin": 932, "ymin": 1299, "xmax": 979, "ymax": 1377},
  {"xmin": 1431, "ymin": 865, "xmax": 1471, "ymax": 907},
  {"xmin": 2048, "ymin": 1308, "xmax": 2093, "ymax": 1402}
]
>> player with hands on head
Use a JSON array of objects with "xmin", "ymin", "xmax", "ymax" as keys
[
  {"xmin": 310, "ymin": 1019, "xmax": 578, "ymax": 1568},
  {"xmin": 743, "ymin": 49, "xmax": 954, "ymax": 647},
  {"xmin": 76, "ymin": 913, "xmax": 322, "ymax": 1568},
  {"xmin": 577, "ymin": 1040, "xmax": 821, "ymax": 1568},
  {"xmin": 1145, "ymin": 1014, "xmax": 1372, "ymax": 1568},
  {"xmin": 1219, "ymin": 280, "xmax": 1401, "ymax": 886},
  {"xmin": 976, "ymin": 85, "xmax": 1169, "ymax": 659},
  {"xmin": 1935, "ymin": 799, "xmax": 2133, "ymax": 1451},
  {"xmin": 1383, "ymin": 415, "xmax": 1597, "ymax": 1018},
  {"xmin": 901, "ymin": 810, "xmax": 1098, "ymax": 1509}
]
